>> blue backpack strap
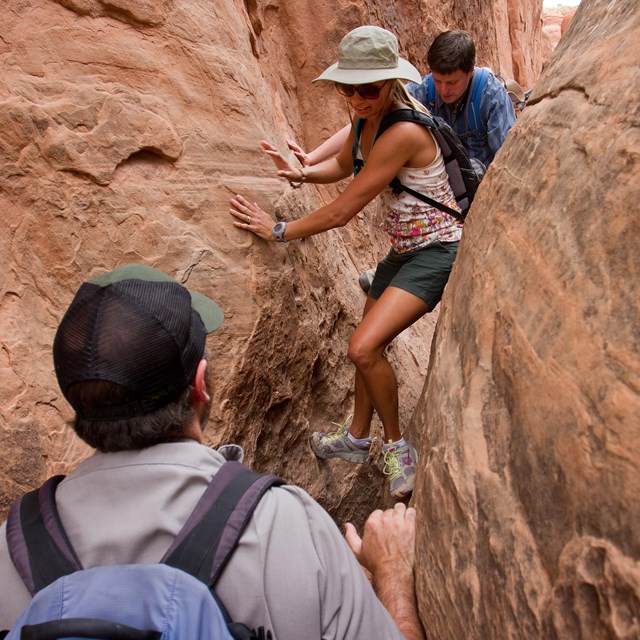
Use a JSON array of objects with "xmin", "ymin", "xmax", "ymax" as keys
[
  {"xmin": 466, "ymin": 67, "xmax": 490, "ymax": 135},
  {"xmin": 426, "ymin": 74, "xmax": 436, "ymax": 108},
  {"xmin": 352, "ymin": 118, "xmax": 365, "ymax": 176},
  {"xmin": 6, "ymin": 475, "xmax": 81, "ymax": 595},
  {"xmin": 162, "ymin": 461, "xmax": 285, "ymax": 587}
]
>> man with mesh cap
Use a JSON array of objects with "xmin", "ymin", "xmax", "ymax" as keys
[{"xmin": 0, "ymin": 264, "xmax": 424, "ymax": 640}]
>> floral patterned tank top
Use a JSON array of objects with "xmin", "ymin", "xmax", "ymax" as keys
[{"xmin": 380, "ymin": 132, "xmax": 463, "ymax": 253}]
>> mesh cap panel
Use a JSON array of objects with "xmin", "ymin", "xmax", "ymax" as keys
[{"xmin": 53, "ymin": 279, "xmax": 206, "ymax": 420}]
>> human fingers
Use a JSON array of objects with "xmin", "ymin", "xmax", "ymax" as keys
[
  {"xmin": 386, "ymin": 503, "xmax": 415, "ymax": 538},
  {"xmin": 259, "ymin": 142, "xmax": 294, "ymax": 173},
  {"xmin": 344, "ymin": 522, "xmax": 363, "ymax": 560},
  {"xmin": 229, "ymin": 194, "xmax": 257, "ymax": 219},
  {"xmin": 277, "ymin": 168, "xmax": 304, "ymax": 183},
  {"xmin": 229, "ymin": 202, "xmax": 254, "ymax": 228},
  {"xmin": 286, "ymin": 139, "xmax": 310, "ymax": 167},
  {"xmin": 229, "ymin": 195, "xmax": 275, "ymax": 240},
  {"xmin": 392, "ymin": 502, "xmax": 408, "ymax": 516},
  {"xmin": 259, "ymin": 140, "xmax": 276, "ymax": 151}
]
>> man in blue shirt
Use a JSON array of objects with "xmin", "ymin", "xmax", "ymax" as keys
[{"xmin": 407, "ymin": 30, "xmax": 515, "ymax": 167}]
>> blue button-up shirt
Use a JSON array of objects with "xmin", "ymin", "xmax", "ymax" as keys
[{"xmin": 408, "ymin": 68, "xmax": 515, "ymax": 167}]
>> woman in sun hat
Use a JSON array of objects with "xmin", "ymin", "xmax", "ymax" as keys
[{"xmin": 229, "ymin": 25, "xmax": 462, "ymax": 498}]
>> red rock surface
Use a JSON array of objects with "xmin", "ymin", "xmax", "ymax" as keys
[
  {"xmin": 413, "ymin": 0, "xmax": 640, "ymax": 636},
  {"xmin": 3, "ymin": 0, "xmax": 638, "ymax": 638},
  {"xmin": 542, "ymin": 6, "xmax": 578, "ymax": 67},
  {"xmin": 0, "ymin": 0, "xmax": 542, "ymax": 521}
]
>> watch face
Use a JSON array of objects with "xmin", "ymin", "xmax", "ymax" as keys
[{"xmin": 272, "ymin": 221, "xmax": 286, "ymax": 242}]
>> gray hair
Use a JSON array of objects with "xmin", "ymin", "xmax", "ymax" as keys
[{"xmin": 68, "ymin": 381, "xmax": 195, "ymax": 452}]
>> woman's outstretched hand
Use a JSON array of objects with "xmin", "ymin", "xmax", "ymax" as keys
[
  {"xmin": 229, "ymin": 194, "xmax": 276, "ymax": 241},
  {"xmin": 286, "ymin": 139, "xmax": 310, "ymax": 167},
  {"xmin": 260, "ymin": 140, "xmax": 306, "ymax": 184}
]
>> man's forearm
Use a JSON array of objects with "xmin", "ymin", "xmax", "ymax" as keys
[{"xmin": 372, "ymin": 569, "xmax": 425, "ymax": 640}]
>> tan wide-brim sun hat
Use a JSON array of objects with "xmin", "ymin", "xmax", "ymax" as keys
[
  {"xmin": 505, "ymin": 78, "xmax": 526, "ymax": 103},
  {"xmin": 313, "ymin": 25, "xmax": 422, "ymax": 85}
]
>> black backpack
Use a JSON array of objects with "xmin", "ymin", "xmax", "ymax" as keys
[
  {"xmin": 2, "ymin": 461, "xmax": 284, "ymax": 640},
  {"xmin": 353, "ymin": 108, "xmax": 486, "ymax": 223}
]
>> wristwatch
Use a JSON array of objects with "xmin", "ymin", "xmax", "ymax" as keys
[{"xmin": 272, "ymin": 221, "xmax": 287, "ymax": 243}]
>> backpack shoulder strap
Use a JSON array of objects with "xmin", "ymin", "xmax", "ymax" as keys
[
  {"xmin": 375, "ymin": 108, "xmax": 436, "ymax": 141},
  {"xmin": 373, "ymin": 109, "xmax": 465, "ymax": 223},
  {"xmin": 388, "ymin": 178, "xmax": 464, "ymax": 223},
  {"xmin": 352, "ymin": 118, "xmax": 366, "ymax": 176},
  {"xmin": 162, "ymin": 461, "xmax": 285, "ymax": 588},
  {"xmin": 6, "ymin": 475, "xmax": 82, "ymax": 595},
  {"xmin": 466, "ymin": 67, "xmax": 490, "ymax": 134},
  {"xmin": 426, "ymin": 74, "xmax": 436, "ymax": 107}
]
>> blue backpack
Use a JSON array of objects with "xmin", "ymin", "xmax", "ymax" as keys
[{"xmin": 2, "ymin": 461, "xmax": 284, "ymax": 640}]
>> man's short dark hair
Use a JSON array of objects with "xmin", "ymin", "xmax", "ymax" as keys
[
  {"xmin": 68, "ymin": 381, "xmax": 195, "ymax": 452},
  {"xmin": 427, "ymin": 30, "xmax": 476, "ymax": 75}
]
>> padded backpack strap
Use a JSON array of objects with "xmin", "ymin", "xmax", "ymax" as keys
[
  {"xmin": 389, "ymin": 178, "xmax": 464, "ymax": 223},
  {"xmin": 466, "ymin": 67, "xmax": 490, "ymax": 135},
  {"xmin": 352, "ymin": 118, "xmax": 366, "ymax": 176},
  {"xmin": 374, "ymin": 109, "xmax": 464, "ymax": 222},
  {"xmin": 375, "ymin": 108, "xmax": 435, "ymax": 141},
  {"xmin": 162, "ymin": 461, "xmax": 285, "ymax": 588},
  {"xmin": 6, "ymin": 475, "xmax": 82, "ymax": 595},
  {"xmin": 426, "ymin": 74, "xmax": 437, "ymax": 108}
]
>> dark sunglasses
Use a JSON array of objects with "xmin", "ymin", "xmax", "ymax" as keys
[{"xmin": 335, "ymin": 82, "xmax": 384, "ymax": 100}]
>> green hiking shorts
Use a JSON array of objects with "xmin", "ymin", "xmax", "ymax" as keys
[{"xmin": 368, "ymin": 241, "xmax": 459, "ymax": 310}]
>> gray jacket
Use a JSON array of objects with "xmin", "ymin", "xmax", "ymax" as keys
[{"xmin": 0, "ymin": 440, "xmax": 404, "ymax": 639}]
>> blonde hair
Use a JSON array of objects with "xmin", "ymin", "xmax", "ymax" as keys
[{"xmin": 390, "ymin": 80, "xmax": 428, "ymax": 114}]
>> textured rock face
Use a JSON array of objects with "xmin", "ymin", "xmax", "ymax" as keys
[
  {"xmin": 0, "ymin": 1, "xmax": 541, "ymax": 524},
  {"xmin": 492, "ymin": 0, "xmax": 542, "ymax": 88},
  {"xmin": 0, "ymin": 0, "xmax": 394, "ymax": 522},
  {"xmin": 10, "ymin": 2, "xmax": 635, "ymax": 639},
  {"xmin": 413, "ymin": 0, "xmax": 640, "ymax": 638},
  {"xmin": 541, "ymin": 6, "xmax": 578, "ymax": 67}
]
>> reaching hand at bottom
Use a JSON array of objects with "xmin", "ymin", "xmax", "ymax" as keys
[{"xmin": 345, "ymin": 504, "xmax": 424, "ymax": 640}]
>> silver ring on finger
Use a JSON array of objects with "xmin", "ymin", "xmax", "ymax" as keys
[{"xmin": 246, "ymin": 216, "xmax": 252, "ymax": 224}]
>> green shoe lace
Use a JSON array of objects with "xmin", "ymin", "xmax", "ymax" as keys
[
  {"xmin": 382, "ymin": 445, "xmax": 402, "ymax": 480},
  {"xmin": 324, "ymin": 415, "xmax": 352, "ymax": 440}
]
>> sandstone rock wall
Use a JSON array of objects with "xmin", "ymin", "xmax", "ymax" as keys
[
  {"xmin": 413, "ymin": 0, "xmax": 640, "ymax": 637},
  {"xmin": 0, "ymin": 0, "xmax": 389, "ymax": 521},
  {"xmin": 542, "ymin": 6, "xmax": 578, "ymax": 69},
  {"xmin": 493, "ymin": 0, "xmax": 542, "ymax": 89},
  {"xmin": 8, "ymin": 2, "xmax": 635, "ymax": 640},
  {"xmin": 0, "ymin": 0, "xmax": 542, "ymax": 524}
]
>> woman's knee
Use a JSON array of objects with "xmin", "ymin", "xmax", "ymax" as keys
[{"xmin": 348, "ymin": 334, "xmax": 380, "ymax": 370}]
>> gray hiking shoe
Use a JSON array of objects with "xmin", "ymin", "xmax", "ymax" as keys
[
  {"xmin": 358, "ymin": 268, "xmax": 376, "ymax": 293},
  {"xmin": 309, "ymin": 417, "xmax": 370, "ymax": 464},
  {"xmin": 383, "ymin": 442, "xmax": 417, "ymax": 498}
]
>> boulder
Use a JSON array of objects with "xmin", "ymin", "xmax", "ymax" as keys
[{"xmin": 413, "ymin": 0, "xmax": 640, "ymax": 637}]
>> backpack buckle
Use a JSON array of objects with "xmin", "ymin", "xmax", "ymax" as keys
[{"xmin": 390, "ymin": 177, "xmax": 403, "ymax": 195}]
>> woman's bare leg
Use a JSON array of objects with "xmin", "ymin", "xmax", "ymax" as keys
[{"xmin": 348, "ymin": 286, "xmax": 430, "ymax": 442}]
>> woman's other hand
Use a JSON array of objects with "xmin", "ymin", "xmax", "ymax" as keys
[
  {"xmin": 286, "ymin": 139, "xmax": 310, "ymax": 167},
  {"xmin": 260, "ymin": 140, "xmax": 306, "ymax": 184}
]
